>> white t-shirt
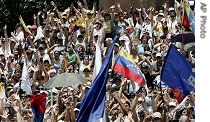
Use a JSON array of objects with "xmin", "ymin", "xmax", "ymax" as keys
[
  {"xmin": 140, "ymin": 22, "xmax": 153, "ymax": 39},
  {"xmin": 167, "ymin": 18, "xmax": 178, "ymax": 34}
]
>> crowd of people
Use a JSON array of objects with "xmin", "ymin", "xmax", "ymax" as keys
[{"xmin": 0, "ymin": 0, "xmax": 195, "ymax": 121}]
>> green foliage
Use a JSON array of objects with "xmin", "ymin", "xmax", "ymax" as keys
[{"xmin": 0, "ymin": 0, "xmax": 72, "ymax": 36}]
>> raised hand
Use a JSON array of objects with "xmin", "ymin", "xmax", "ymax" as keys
[{"xmin": 3, "ymin": 24, "xmax": 7, "ymax": 30}]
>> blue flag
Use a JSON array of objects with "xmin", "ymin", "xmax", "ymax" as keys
[
  {"xmin": 161, "ymin": 45, "xmax": 195, "ymax": 95},
  {"xmin": 76, "ymin": 36, "xmax": 118, "ymax": 122}
]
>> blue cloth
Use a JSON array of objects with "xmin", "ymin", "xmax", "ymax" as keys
[
  {"xmin": 76, "ymin": 36, "xmax": 118, "ymax": 122},
  {"xmin": 161, "ymin": 45, "xmax": 195, "ymax": 95}
]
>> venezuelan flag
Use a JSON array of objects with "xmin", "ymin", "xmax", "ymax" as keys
[
  {"xmin": 19, "ymin": 15, "xmax": 32, "ymax": 35},
  {"xmin": 182, "ymin": 0, "xmax": 195, "ymax": 34},
  {"xmin": 113, "ymin": 48, "xmax": 146, "ymax": 86}
]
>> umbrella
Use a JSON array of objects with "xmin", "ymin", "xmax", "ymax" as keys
[
  {"xmin": 45, "ymin": 73, "xmax": 88, "ymax": 88},
  {"xmin": 183, "ymin": 42, "xmax": 195, "ymax": 52},
  {"xmin": 174, "ymin": 32, "xmax": 195, "ymax": 44}
]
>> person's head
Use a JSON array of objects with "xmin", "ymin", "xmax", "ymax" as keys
[
  {"xmin": 83, "ymin": 68, "xmax": 90, "ymax": 76},
  {"xmin": 54, "ymin": 51, "xmax": 60, "ymax": 59},
  {"xmin": 0, "ymin": 53, "xmax": 5, "ymax": 63},
  {"xmin": 77, "ymin": 35, "xmax": 84, "ymax": 42},
  {"xmin": 48, "ymin": 69, "xmax": 56, "ymax": 78},
  {"xmin": 145, "ymin": 16, "xmax": 151, "ymax": 24},
  {"xmin": 14, "ymin": 69, "xmax": 21, "ymax": 79},
  {"xmin": 67, "ymin": 63, "xmax": 75, "ymax": 73},
  {"xmin": 67, "ymin": 44, "xmax": 74, "ymax": 53},
  {"xmin": 144, "ymin": 51, "xmax": 152, "ymax": 60},
  {"xmin": 94, "ymin": 21, "xmax": 102, "ymax": 30},
  {"xmin": 123, "ymin": 12, "xmax": 128, "ymax": 19},
  {"xmin": 56, "ymin": 38, "xmax": 63, "ymax": 45},
  {"xmin": 155, "ymin": 53, "xmax": 162, "ymax": 62},
  {"xmin": 15, "ymin": 63, "xmax": 21, "ymax": 71},
  {"xmin": 105, "ymin": 38, "xmax": 113, "ymax": 46},
  {"xmin": 31, "ymin": 25, "xmax": 37, "ymax": 35},
  {"xmin": 119, "ymin": 36, "xmax": 128, "ymax": 47},
  {"xmin": 126, "ymin": 26, "xmax": 133, "ymax": 35},
  {"xmin": 15, "ymin": 23, "xmax": 23, "ymax": 33},
  {"xmin": 157, "ymin": 12, "xmax": 164, "ymax": 21},
  {"xmin": 104, "ymin": 13, "xmax": 111, "ymax": 21},
  {"xmin": 168, "ymin": 102, "xmax": 177, "ymax": 111},
  {"xmin": 28, "ymin": 67, "xmax": 34, "ymax": 78},
  {"xmin": 38, "ymin": 44, "xmax": 45, "ymax": 55},
  {"xmin": 131, "ymin": 45, "xmax": 138, "ymax": 54},
  {"xmin": 13, "ymin": 49, "xmax": 19, "ymax": 58},
  {"xmin": 152, "ymin": 112, "xmax": 162, "ymax": 122},
  {"xmin": 162, "ymin": 25, "xmax": 169, "ymax": 35},
  {"xmin": 169, "ymin": 11, "xmax": 176, "ymax": 21},
  {"xmin": 76, "ymin": 44, "xmax": 85, "ymax": 52},
  {"xmin": 26, "ymin": 50, "xmax": 33, "ymax": 59},
  {"xmin": 83, "ymin": 55, "xmax": 89, "ymax": 65},
  {"xmin": 109, "ymin": 109, "xmax": 118, "ymax": 121},
  {"xmin": 43, "ymin": 59, "xmax": 51, "ymax": 69},
  {"xmin": 141, "ymin": 34, "xmax": 149, "ymax": 44},
  {"xmin": 141, "ymin": 62, "xmax": 150, "ymax": 74},
  {"xmin": 114, "ymin": 43, "xmax": 120, "ymax": 51},
  {"xmin": 144, "ymin": 45, "xmax": 150, "ymax": 52},
  {"xmin": 87, "ymin": 11, "xmax": 93, "ymax": 18},
  {"xmin": 32, "ymin": 58, "xmax": 38, "ymax": 66}
]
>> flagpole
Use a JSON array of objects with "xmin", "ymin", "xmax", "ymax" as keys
[
  {"xmin": 181, "ymin": 0, "xmax": 185, "ymax": 45},
  {"xmin": 50, "ymin": 89, "xmax": 53, "ymax": 107},
  {"xmin": 159, "ymin": 75, "xmax": 165, "ymax": 109}
]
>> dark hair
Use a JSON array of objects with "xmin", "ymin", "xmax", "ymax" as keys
[{"xmin": 141, "ymin": 34, "xmax": 149, "ymax": 42}]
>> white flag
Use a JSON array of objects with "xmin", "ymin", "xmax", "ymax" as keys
[
  {"xmin": 92, "ymin": 36, "xmax": 107, "ymax": 122},
  {"xmin": 21, "ymin": 62, "xmax": 32, "ymax": 95},
  {"xmin": 92, "ymin": 37, "xmax": 102, "ymax": 81}
]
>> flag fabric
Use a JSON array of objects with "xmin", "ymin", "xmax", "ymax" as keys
[
  {"xmin": 30, "ymin": 93, "xmax": 47, "ymax": 122},
  {"xmin": 76, "ymin": 36, "xmax": 117, "ymax": 122},
  {"xmin": 182, "ymin": 0, "xmax": 195, "ymax": 34},
  {"xmin": 21, "ymin": 62, "xmax": 32, "ymax": 95},
  {"xmin": 71, "ymin": 25, "xmax": 80, "ymax": 33},
  {"xmin": 171, "ymin": 88, "xmax": 184, "ymax": 103},
  {"xmin": 92, "ymin": 34, "xmax": 106, "ymax": 122},
  {"xmin": 19, "ymin": 16, "xmax": 32, "ymax": 35},
  {"xmin": 161, "ymin": 44, "xmax": 195, "ymax": 99},
  {"xmin": 113, "ymin": 48, "xmax": 146, "ymax": 86},
  {"xmin": 92, "ymin": 36, "xmax": 102, "ymax": 81}
]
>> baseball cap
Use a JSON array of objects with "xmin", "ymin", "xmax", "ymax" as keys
[
  {"xmin": 168, "ymin": 7, "xmax": 175, "ymax": 11},
  {"xmin": 31, "ymin": 25, "xmax": 37, "ymax": 30},
  {"xmin": 38, "ymin": 44, "xmax": 45, "ymax": 49},
  {"xmin": 169, "ymin": 102, "xmax": 177, "ymax": 107},
  {"xmin": 142, "ymin": 62, "xmax": 149, "ymax": 68},
  {"xmin": 153, "ymin": 112, "xmax": 162, "ymax": 118},
  {"xmin": 156, "ymin": 53, "xmax": 162, "ymax": 58},
  {"xmin": 114, "ymin": 43, "xmax": 119, "ymax": 47}
]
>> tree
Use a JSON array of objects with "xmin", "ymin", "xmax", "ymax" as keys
[{"xmin": 0, "ymin": 0, "xmax": 72, "ymax": 36}]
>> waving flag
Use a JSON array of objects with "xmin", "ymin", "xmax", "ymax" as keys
[
  {"xmin": 19, "ymin": 15, "xmax": 32, "ymax": 35},
  {"xmin": 21, "ymin": 62, "xmax": 32, "ymax": 95},
  {"xmin": 30, "ymin": 93, "xmax": 47, "ymax": 122},
  {"xmin": 161, "ymin": 45, "xmax": 195, "ymax": 102},
  {"xmin": 76, "ymin": 36, "xmax": 118, "ymax": 122},
  {"xmin": 182, "ymin": 0, "xmax": 195, "ymax": 34},
  {"xmin": 113, "ymin": 48, "xmax": 146, "ymax": 86},
  {"xmin": 92, "ymin": 34, "xmax": 106, "ymax": 122}
]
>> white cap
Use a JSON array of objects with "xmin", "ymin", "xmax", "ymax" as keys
[
  {"xmin": 169, "ymin": 102, "xmax": 176, "ymax": 107},
  {"xmin": 153, "ymin": 112, "xmax": 162, "ymax": 118},
  {"xmin": 168, "ymin": 7, "xmax": 175, "ymax": 11},
  {"xmin": 156, "ymin": 53, "xmax": 162, "ymax": 58}
]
